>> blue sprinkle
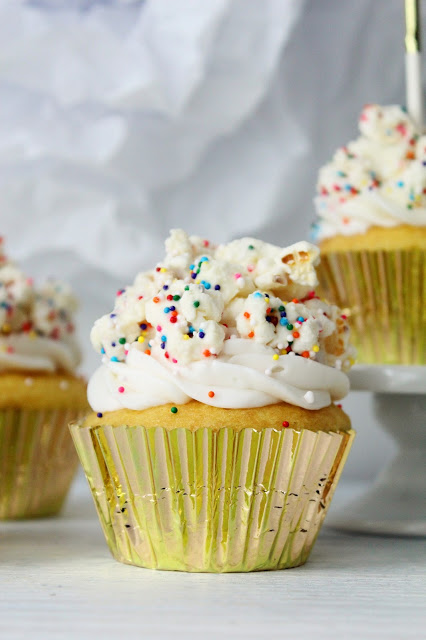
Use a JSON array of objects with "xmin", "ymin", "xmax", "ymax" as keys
[
  {"xmin": 204, "ymin": 282, "xmax": 211, "ymax": 290},
  {"xmin": 189, "ymin": 326, "xmax": 195, "ymax": 333},
  {"xmin": 161, "ymin": 343, "xmax": 165, "ymax": 349},
  {"xmin": 97, "ymin": 412, "xmax": 103, "ymax": 418},
  {"xmin": 423, "ymin": 161, "xmax": 426, "ymax": 166},
  {"xmin": 191, "ymin": 273, "xmax": 197, "ymax": 279},
  {"xmin": 215, "ymin": 285, "xmax": 221, "ymax": 290},
  {"xmin": 110, "ymin": 313, "xmax": 116, "ymax": 318},
  {"xmin": 199, "ymin": 331, "xmax": 205, "ymax": 338},
  {"xmin": 169, "ymin": 306, "xmax": 176, "ymax": 311},
  {"xmin": 254, "ymin": 292, "xmax": 263, "ymax": 298},
  {"xmin": 189, "ymin": 264, "xmax": 194, "ymax": 270},
  {"xmin": 111, "ymin": 356, "xmax": 119, "ymax": 362},
  {"xmin": 111, "ymin": 342, "xmax": 116, "ymax": 347},
  {"xmin": 163, "ymin": 285, "xmax": 169, "ymax": 290},
  {"xmin": 100, "ymin": 348, "xmax": 105, "ymax": 354},
  {"xmin": 297, "ymin": 316, "xmax": 304, "ymax": 322},
  {"xmin": 200, "ymin": 256, "xmax": 209, "ymax": 263},
  {"xmin": 161, "ymin": 335, "xmax": 167, "ymax": 342},
  {"xmin": 280, "ymin": 318, "xmax": 288, "ymax": 326},
  {"xmin": 397, "ymin": 180, "xmax": 404, "ymax": 188},
  {"xmin": 280, "ymin": 312, "xmax": 286, "ymax": 318},
  {"xmin": 164, "ymin": 307, "xmax": 170, "ymax": 313},
  {"xmin": 140, "ymin": 323, "xmax": 147, "ymax": 330}
]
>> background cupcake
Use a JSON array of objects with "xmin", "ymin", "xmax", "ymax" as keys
[
  {"xmin": 313, "ymin": 104, "xmax": 426, "ymax": 364},
  {"xmin": 0, "ymin": 237, "xmax": 87, "ymax": 519},
  {"xmin": 71, "ymin": 229, "xmax": 355, "ymax": 573}
]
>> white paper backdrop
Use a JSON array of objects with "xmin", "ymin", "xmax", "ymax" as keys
[{"xmin": 2, "ymin": 0, "xmax": 423, "ymax": 479}]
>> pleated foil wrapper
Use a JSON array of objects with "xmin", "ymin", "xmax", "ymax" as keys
[
  {"xmin": 318, "ymin": 248, "xmax": 425, "ymax": 365},
  {"xmin": 0, "ymin": 408, "xmax": 82, "ymax": 519},
  {"xmin": 70, "ymin": 422, "xmax": 355, "ymax": 572}
]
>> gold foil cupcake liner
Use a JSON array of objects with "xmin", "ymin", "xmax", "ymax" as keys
[
  {"xmin": 0, "ymin": 408, "xmax": 81, "ymax": 519},
  {"xmin": 318, "ymin": 248, "xmax": 425, "ymax": 365},
  {"xmin": 70, "ymin": 422, "xmax": 355, "ymax": 572}
]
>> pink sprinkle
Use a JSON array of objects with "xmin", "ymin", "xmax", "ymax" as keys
[
  {"xmin": 157, "ymin": 325, "xmax": 162, "ymax": 332},
  {"xmin": 118, "ymin": 386, "xmax": 125, "ymax": 393},
  {"xmin": 124, "ymin": 350, "xmax": 129, "ymax": 355},
  {"xmin": 172, "ymin": 358, "xmax": 178, "ymax": 363},
  {"xmin": 6, "ymin": 346, "xmax": 14, "ymax": 354},
  {"xmin": 203, "ymin": 240, "xmax": 209, "ymax": 247},
  {"xmin": 247, "ymin": 264, "xmax": 254, "ymax": 272},
  {"xmin": 234, "ymin": 273, "xmax": 242, "ymax": 280}
]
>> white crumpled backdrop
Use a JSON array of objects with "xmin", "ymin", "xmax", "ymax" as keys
[{"xmin": 1, "ymin": 0, "xmax": 423, "ymax": 478}]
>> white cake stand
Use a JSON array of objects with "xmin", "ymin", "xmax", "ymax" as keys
[{"xmin": 330, "ymin": 364, "xmax": 426, "ymax": 537}]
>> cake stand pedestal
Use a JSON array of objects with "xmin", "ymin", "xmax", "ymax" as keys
[{"xmin": 330, "ymin": 364, "xmax": 426, "ymax": 537}]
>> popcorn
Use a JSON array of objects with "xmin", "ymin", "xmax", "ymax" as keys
[{"xmin": 91, "ymin": 229, "xmax": 355, "ymax": 371}]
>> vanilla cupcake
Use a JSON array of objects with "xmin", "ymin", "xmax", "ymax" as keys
[
  {"xmin": 0, "ymin": 238, "xmax": 87, "ymax": 519},
  {"xmin": 71, "ymin": 230, "xmax": 355, "ymax": 572},
  {"xmin": 313, "ymin": 104, "xmax": 426, "ymax": 364}
]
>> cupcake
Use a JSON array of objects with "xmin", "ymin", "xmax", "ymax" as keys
[
  {"xmin": 0, "ymin": 237, "xmax": 87, "ymax": 519},
  {"xmin": 313, "ymin": 104, "xmax": 426, "ymax": 364},
  {"xmin": 70, "ymin": 229, "xmax": 355, "ymax": 572}
]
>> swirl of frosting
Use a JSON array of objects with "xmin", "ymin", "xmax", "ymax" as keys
[
  {"xmin": 0, "ymin": 238, "xmax": 80, "ymax": 373},
  {"xmin": 88, "ymin": 339, "xmax": 349, "ymax": 412},
  {"xmin": 312, "ymin": 104, "xmax": 426, "ymax": 241},
  {"xmin": 89, "ymin": 230, "xmax": 354, "ymax": 412}
]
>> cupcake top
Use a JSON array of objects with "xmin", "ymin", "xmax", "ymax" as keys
[
  {"xmin": 89, "ymin": 230, "xmax": 354, "ymax": 413},
  {"xmin": 0, "ymin": 237, "xmax": 80, "ymax": 373},
  {"xmin": 312, "ymin": 104, "xmax": 426, "ymax": 241}
]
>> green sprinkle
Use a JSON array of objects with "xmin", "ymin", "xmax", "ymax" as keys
[
  {"xmin": 287, "ymin": 324, "xmax": 293, "ymax": 331},
  {"xmin": 173, "ymin": 295, "xmax": 181, "ymax": 301},
  {"xmin": 184, "ymin": 286, "xmax": 189, "ymax": 291},
  {"xmin": 118, "ymin": 337, "xmax": 126, "ymax": 345},
  {"xmin": 248, "ymin": 245, "xmax": 255, "ymax": 250},
  {"xmin": 278, "ymin": 306, "xmax": 285, "ymax": 312},
  {"xmin": 171, "ymin": 406, "xmax": 178, "ymax": 414},
  {"xmin": 193, "ymin": 301, "xmax": 200, "ymax": 308}
]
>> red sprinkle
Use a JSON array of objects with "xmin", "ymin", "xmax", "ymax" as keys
[
  {"xmin": 170, "ymin": 316, "xmax": 177, "ymax": 323},
  {"xmin": 248, "ymin": 331, "xmax": 255, "ymax": 338},
  {"xmin": 244, "ymin": 312, "xmax": 250, "ymax": 318},
  {"xmin": 208, "ymin": 391, "xmax": 215, "ymax": 398},
  {"xmin": 282, "ymin": 421, "xmax": 289, "ymax": 428},
  {"xmin": 302, "ymin": 351, "xmax": 310, "ymax": 358},
  {"xmin": 144, "ymin": 349, "xmax": 151, "ymax": 355},
  {"xmin": 118, "ymin": 386, "xmax": 125, "ymax": 393},
  {"xmin": 292, "ymin": 331, "xmax": 300, "ymax": 338},
  {"xmin": 203, "ymin": 349, "xmax": 211, "ymax": 357}
]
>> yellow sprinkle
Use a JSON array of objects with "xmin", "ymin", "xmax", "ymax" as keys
[
  {"xmin": 160, "ymin": 268, "xmax": 167, "ymax": 273},
  {"xmin": 138, "ymin": 336, "xmax": 145, "ymax": 343},
  {"xmin": 349, "ymin": 357, "xmax": 356, "ymax": 366},
  {"xmin": 272, "ymin": 354, "xmax": 279, "ymax": 361},
  {"xmin": 312, "ymin": 345, "xmax": 320, "ymax": 352},
  {"xmin": 142, "ymin": 330, "xmax": 147, "ymax": 336},
  {"xmin": 29, "ymin": 330, "xmax": 37, "ymax": 339},
  {"xmin": 183, "ymin": 335, "xmax": 190, "ymax": 340},
  {"xmin": 281, "ymin": 350, "xmax": 287, "ymax": 355},
  {"xmin": 2, "ymin": 323, "xmax": 11, "ymax": 333}
]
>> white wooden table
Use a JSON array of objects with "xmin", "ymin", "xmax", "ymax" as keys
[{"xmin": 1, "ymin": 476, "xmax": 424, "ymax": 640}]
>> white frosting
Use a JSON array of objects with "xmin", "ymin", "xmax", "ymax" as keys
[
  {"xmin": 313, "ymin": 104, "xmax": 426, "ymax": 241},
  {"xmin": 0, "ymin": 334, "xmax": 80, "ymax": 373},
  {"xmin": 0, "ymin": 239, "xmax": 80, "ymax": 373},
  {"xmin": 89, "ymin": 230, "xmax": 354, "ymax": 413},
  {"xmin": 88, "ymin": 340, "xmax": 349, "ymax": 412}
]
